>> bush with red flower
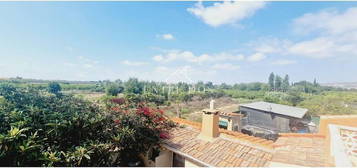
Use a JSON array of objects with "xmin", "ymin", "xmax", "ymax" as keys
[
  {"xmin": 0, "ymin": 85, "xmax": 175, "ymax": 167},
  {"xmin": 107, "ymin": 99, "xmax": 176, "ymax": 166}
]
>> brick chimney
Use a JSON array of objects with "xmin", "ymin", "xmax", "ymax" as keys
[{"xmin": 199, "ymin": 100, "xmax": 220, "ymax": 140}]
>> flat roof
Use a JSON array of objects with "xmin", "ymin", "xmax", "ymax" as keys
[{"xmin": 240, "ymin": 101, "xmax": 308, "ymax": 118}]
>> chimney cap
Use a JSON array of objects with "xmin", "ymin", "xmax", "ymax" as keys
[{"xmin": 202, "ymin": 109, "xmax": 219, "ymax": 115}]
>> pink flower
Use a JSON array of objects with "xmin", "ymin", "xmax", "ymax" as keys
[
  {"xmin": 111, "ymin": 107, "xmax": 121, "ymax": 112},
  {"xmin": 137, "ymin": 107, "xmax": 151, "ymax": 116},
  {"xmin": 114, "ymin": 119, "xmax": 120, "ymax": 124},
  {"xmin": 157, "ymin": 109, "xmax": 164, "ymax": 115},
  {"xmin": 159, "ymin": 132, "xmax": 170, "ymax": 139}
]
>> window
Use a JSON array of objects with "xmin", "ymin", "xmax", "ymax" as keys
[{"xmin": 219, "ymin": 120, "xmax": 228, "ymax": 129}]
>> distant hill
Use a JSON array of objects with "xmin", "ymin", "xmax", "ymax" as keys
[{"xmin": 321, "ymin": 82, "xmax": 357, "ymax": 89}]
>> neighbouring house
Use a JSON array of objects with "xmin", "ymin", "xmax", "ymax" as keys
[
  {"xmin": 239, "ymin": 101, "xmax": 313, "ymax": 139},
  {"xmin": 155, "ymin": 102, "xmax": 274, "ymax": 167},
  {"xmin": 217, "ymin": 104, "xmax": 242, "ymax": 131},
  {"xmin": 153, "ymin": 102, "xmax": 357, "ymax": 167}
]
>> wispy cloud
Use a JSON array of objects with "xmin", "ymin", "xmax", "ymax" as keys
[
  {"xmin": 153, "ymin": 65, "xmax": 217, "ymax": 84},
  {"xmin": 187, "ymin": 1, "xmax": 265, "ymax": 27},
  {"xmin": 288, "ymin": 7, "xmax": 357, "ymax": 59},
  {"xmin": 121, "ymin": 60, "xmax": 148, "ymax": 66},
  {"xmin": 271, "ymin": 59, "xmax": 297, "ymax": 65},
  {"xmin": 212, "ymin": 63, "xmax": 240, "ymax": 70},
  {"xmin": 239, "ymin": 7, "xmax": 357, "ymax": 60},
  {"xmin": 293, "ymin": 8, "xmax": 357, "ymax": 35},
  {"xmin": 60, "ymin": 56, "xmax": 101, "ymax": 79},
  {"xmin": 247, "ymin": 52, "xmax": 266, "ymax": 62},
  {"xmin": 156, "ymin": 33, "xmax": 175, "ymax": 40},
  {"xmin": 78, "ymin": 56, "xmax": 99, "ymax": 69},
  {"xmin": 152, "ymin": 50, "xmax": 244, "ymax": 64},
  {"xmin": 63, "ymin": 62, "xmax": 76, "ymax": 67}
]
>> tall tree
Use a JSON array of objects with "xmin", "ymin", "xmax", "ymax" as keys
[
  {"xmin": 204, "ymin": 82, "xmax": 214, "ymax": 89},
  {"xmin": 275, "ymin": 75, "xmax": 282, "ymax": 91},
  {"xmin": 282, "ymin": 74, "xmax": 290, "ymax": 92},
  {"xmin": 105, "ymin": 84, "xmax": 123, "ymax": 96},
  {"xmin": 125, "ymin": 78, "xmax": 143, "ymax": 94},
  {"xmin": 313, "ymin": 78, "xmax": 318, "ymax": 87},
  {"xmin": 48, "ymin": 82, "xmax": 61, "ymax": 95},
  {"xmin": 268, "ymin": 72, "xmax": 275, "ymax": 90}
]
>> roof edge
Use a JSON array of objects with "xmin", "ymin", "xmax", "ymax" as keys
[
  {"xmin": 163, "ymin": 144, "xmax": 213, "ymax": 167},
  {"xmin": 279, "ymin": 133, "xmax": 326, "ymax": 138},
  {"xmin": 170, "ymin": 117, "xmax": 274, "ymax": 150}
]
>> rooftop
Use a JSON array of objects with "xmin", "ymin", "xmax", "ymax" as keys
[
  {"xmin": 166, "ymin": 118, "xmax": 335, "ymax": 167},
  {"xmin": 240, "ymin": 101, "xmax": 308, "ymax": 118},
  {"xmin": 218, "ymin": 104, "xmax": 241, "ymax": 117},
  {"xmin": 272, "ymin": 134, "xmax": 332, "ymax": 167},
  {"xmin": 164, "ymin": 118, "xmax": 274, "ymax": 167}
]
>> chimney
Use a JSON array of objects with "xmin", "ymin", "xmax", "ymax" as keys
[{"xmin": 199, "ymin": 100, "xmax": 220, "ymax": 140}]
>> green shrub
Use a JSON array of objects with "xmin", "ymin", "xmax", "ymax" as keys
[
  {"xmin": 0, "ymin": 84, "xmax": 174, "ymax": 166},
  {"xmin": 48, "ymin": 82, "xmax": 61, "ymax": 95},
  {"xmin": 105, "ymin": 84, "xmax": 123, "ymax": 96}
]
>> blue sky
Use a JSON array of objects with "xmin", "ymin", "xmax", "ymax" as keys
[{"xmin": 0, "ymin": 1, "xmax": 357, "ymax": 84}]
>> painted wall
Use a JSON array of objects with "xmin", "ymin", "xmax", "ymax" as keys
[
  {"xmin": 318, "ymin": 115, "xmax": 357, "ymax": 164},
  {"xmin": 319, "ymin": 115, "xmax": 357, "ymax": 135},
  {"xmin": 155, "ymin": 150, "xmax": 173, "ymax": 167},
  {"xmin": 184, "ymin": 159, "xmax": 201, "ymax": 167}
]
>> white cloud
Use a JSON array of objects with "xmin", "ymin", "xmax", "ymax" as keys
[
  {"xmin": 153, "ymin": 55, "xmax": 164, "ymax": 62},
  {"xmin": 271, "ymin": 59, "xmax": 296, "ymax": 65},
  {"xmin": 156, "ymin": 33, "xmax": 175, "ymax": 40},
  {"xmin": 78, "ymin": 56, "xmax": 99, "ymax": 64},
  {"xmin": 287, "ymin": 8, "xmax": 357, "ymax": 59},
  {"xmin": 121, "ymin": 60, "xmax": 148, "ymax": 66},
  {"xmin": 247, "ymin": 52, "xmax": 266, "ymax": 62},
  {"xmin": 154, "ymin": 66, "xmax": 170, "ymax": 72},
  {"xmin": 250, "ymin": 38, "xmax": 292, "ymax": 55},
  {"xmin": 288, "ymin": 37, "xmax": 336, "ymax": 58},
  {"xmin": 293, "ymin": 8, "xmax": 357, "ymax": 35},
  {"xmin": 212, "ymin": 63, "xmax": 240, "ymax": 70},
  {"xmin": 152, "ymin": 65, "xmax": 217, "ymax": 84},
  {"xmin": 152, "ymin": 50, "xmax": 244, "ymax": 64},
  {"xmin": 76, "ymin": 56, "xmax": 99, "ymax": 69},
  {"xmin": 187, "ymin": 1, "xmax": 265, "ymax": 27},
  {"xmin": 83, "ymin": 64, "xmax": 94, "ymax": 68},
  {"xmin": 59, "ymin": 56, "xmax": 101, "ymax": 79},
  {"xmin": 243, "ymin": 7, "xmax": 357, "ymax": 60},
  {"xmin": 64, "ymin": 62, "xmax": 76, "ymax": 67}
]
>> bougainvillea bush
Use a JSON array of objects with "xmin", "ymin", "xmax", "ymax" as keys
[
  {"xmin": 0, "ymin": 84, "xmax": 175, "ymax": 166},
  {"xmin": 107, "ymin": 97, "xmax": 176, "ymax": 166}
]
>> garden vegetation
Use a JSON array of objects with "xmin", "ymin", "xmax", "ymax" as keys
[{"xmin": 0, "ymin": 84, "xmax": 175, "ymax": 166}]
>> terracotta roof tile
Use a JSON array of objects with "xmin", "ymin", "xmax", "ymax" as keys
[
  {"xmin": 240, "ymin": 160, "xmax": 250, "ymax": 167},
  {"xmin": 171, "ymin": 117, "xmax": 274, "ymax": 149},
  {"xmin": 165, "ymin": 118, "xmax": 274, "ymax": 167},
  {"xmin": 234, "ymin": 158, "xmax": 243, "ymax": 166},
  {"xmin": 272, "ymin": 136, "xmax": 330, "ymax": 167}
]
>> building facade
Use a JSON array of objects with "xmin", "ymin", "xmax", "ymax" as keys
[{"xmin": 239, "ymin": 102, "xmax": 311, "ymax": 138}]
